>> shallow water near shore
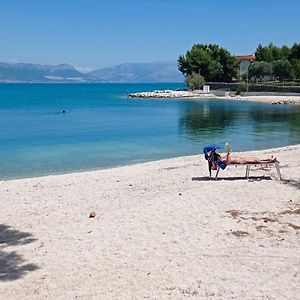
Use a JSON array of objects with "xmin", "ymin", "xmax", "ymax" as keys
[{"xmin": 0, "ymin": 83, "xmax": 300, "ymax": 180}]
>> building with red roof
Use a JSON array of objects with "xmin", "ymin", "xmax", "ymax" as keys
[
  {"xmin": 235, "ymin": 54, "xmax": 256, "ymax": 78},
  {"xmin": 236, "ymin": 55, "xmax": 256, "ymax": 61}
]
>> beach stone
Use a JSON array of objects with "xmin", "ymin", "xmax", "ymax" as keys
[{"xmin": 89, "ymin": 211, "xmax": 96, "ymax": 218}]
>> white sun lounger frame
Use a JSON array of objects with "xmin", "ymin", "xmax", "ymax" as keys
[{"xmin": 214, "ymin": 161, "xmax": 282, "ymax": 180}]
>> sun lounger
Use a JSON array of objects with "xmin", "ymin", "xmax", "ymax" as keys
[
  {"xmin": 203, "ymin": 145, "xmax": 282, "ymax": 180},
  {"xmin": 214, "ymin": 161, "xmax": 282, "ymax": 180}
]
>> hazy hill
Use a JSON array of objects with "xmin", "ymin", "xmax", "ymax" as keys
[
  {"xmin": 89, "ymin": 61, "xmax": 183, "ymax": 83},
  {"xmin": 0, "ymin": 62, "xmax": 94, "ymax": 83}
]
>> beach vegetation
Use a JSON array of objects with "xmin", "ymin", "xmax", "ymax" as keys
[
  {"xmin": 178, "ymin": 44, "xmax": 238, "ymax": 82},
  {"xmin": 254, "ymin": 42, "xmax": 300, "ymax": 82},
  {"xmin": 248, "ymin": 61, "xmax": 272, "ymax": 83},
  {"xmin": 255, "ymin": 43, "xmax": 289, "ymax": 62},
  {"xmin": 272, "ymin": 60, "xmax": 294, "ymax": 81},
  {"xmin": 291, "ymin": 60, "xmax": 300, "ymax": 80},
  {"xmin": 290, "ymin": 43, "xmax": 300, "ymax": 79},
  {"xmin": 185, "ymin": 72, "xmax": 205, "ymax": 90},
  {"xmin": 235, "ymin": 82, "xmax": 248, "ymax": 95},
  {"xmin": 290, "ymin": 43, "xmax": 300, "ymax": 60}
]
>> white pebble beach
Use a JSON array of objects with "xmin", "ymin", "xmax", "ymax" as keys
[{"xmin": 0, "ymin": 145, "xmax": 299, "ymax": 299}]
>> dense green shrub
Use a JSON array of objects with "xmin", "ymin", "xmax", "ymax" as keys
[
  {"xmin": 185, "ymin": 73, "xmax": 205, "ymax": 90},
  {"xmin": 178, "ymin": 44, "xmax": 238, "ymax": 82}
]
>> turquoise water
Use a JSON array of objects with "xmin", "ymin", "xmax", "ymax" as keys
[{"xmin": 0, "ymin": 83, "xmax": 300, "ymax": 180}]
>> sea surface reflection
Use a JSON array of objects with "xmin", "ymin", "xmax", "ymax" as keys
[{"xmin": 179, "ymin": 99, "xmax": 300, "ymax": 150}]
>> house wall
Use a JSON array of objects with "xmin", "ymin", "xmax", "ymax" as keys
[{"xmin": 239, "ymin": 60, "xmax": 251, "ymax": 74}]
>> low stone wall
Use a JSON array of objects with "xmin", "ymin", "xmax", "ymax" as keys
[
  {"xmin": 240, "ymin": 92, "xmax": 300, "ymax": 96},
  {"xmin": 211, "ymin": 90, "xmax": 230, "ymax": 97},
  {"xmin": 208, "ymin": 82, "xmax": 300, "ymax": 93},
  {"xmin": 248, "ymin": 85, "xmax": 300, "ymax": 93}
]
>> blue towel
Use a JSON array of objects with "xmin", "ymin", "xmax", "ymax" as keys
[
  {"xmin": 217, "ymin": 160, "xmax": 227, "ymax": 170},
  {"xmin": 203, "ymin": 145, "xmax": 227, "ymax": 170},
  {"xmin": 203, "ymin": 145, "xmax": 222, "ymax": 160}
]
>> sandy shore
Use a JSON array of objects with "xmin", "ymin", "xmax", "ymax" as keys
[
  {"xmin": 0, "ymin": 145, "xmax": 299, "ymax": 299},
  {"xmin": 218, "ymin": 95, "xmax": 300, "ymax": 105}
]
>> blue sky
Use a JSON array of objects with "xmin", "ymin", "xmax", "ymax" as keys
[{"xmin": 0, "ymin": 0, "xmax": 299, "ymax": 71}]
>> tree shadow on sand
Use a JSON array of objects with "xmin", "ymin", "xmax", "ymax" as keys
[
  {"xmin": 0, "ymin": 224, "xmax": 39, "ymax": 281},
  {"xmin": 281, "ymin": 179, "xmax": 300, "ymax": 191}
]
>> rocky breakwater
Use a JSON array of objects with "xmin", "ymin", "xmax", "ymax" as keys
[
  {"xmin": 271, "ymin": 99, "xmax": 296, "ymax": 105},
  {"xmin": 129, "ymin": 90, "xmax": 212, "ymax": 99}
]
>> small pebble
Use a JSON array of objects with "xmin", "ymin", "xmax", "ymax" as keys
[{"xmin": 89, "ymin": 211, "xmax": 96, "ymax": 218}]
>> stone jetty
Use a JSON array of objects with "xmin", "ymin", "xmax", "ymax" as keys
[{"xmin": 128, "ymin": 90, "xmax": 212, "ymax": 99}]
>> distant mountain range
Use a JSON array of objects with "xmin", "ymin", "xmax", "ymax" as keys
[
  {"xmin": 0, "ymin": 63, "xmax": 93, "ymax": 83},
  {"xmin": 0, "ymin": 61, "xmax": 183, "ymax": 83},
  {"xmin": 89, "ymin": 62, "xmax": 183, "ymax": 83}
]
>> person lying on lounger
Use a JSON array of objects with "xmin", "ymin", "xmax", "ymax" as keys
[
  {"xmin": 204, "ymin": 145, "xmax": 277, "ymax": 175},
  {"xmin": 210, "ymin": 150, "xmax": 277, "ymax": 165},
  {"xmin": 219, "ymin": 152, "xmax": 277, "ymax": 165}
]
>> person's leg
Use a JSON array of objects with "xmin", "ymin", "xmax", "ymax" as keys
[
  {"xmin": 221, "ymin": 154, "xmax": 277, "ymax": 165},
  {"xmin": 253, "ymin": 156, "xmax": 277, "ymax": 163},
  {"xmin": 208, "ymin": 161, "xmax": 212, "ymax": 176},
  {"xmin": 233, "ymin": 156, "xmax": 276, "ymax": 164}
]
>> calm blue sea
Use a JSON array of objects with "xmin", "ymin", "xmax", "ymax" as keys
[{"xmin": 0, "ymin": 83, "xmax": 300, "ymax": 180}]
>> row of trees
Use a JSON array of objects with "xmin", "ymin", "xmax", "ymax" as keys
[
  {"xmin": 255, "ymin": 43, "xmax": 300, "ymax": 62},
  {"xmin": 249, "ymin": 43, "xmax": 300, "ymax": 82},
  {"xmin": 248, "ymin": 60, "xmax": 295, "ymax": 82},
  {"xmin": 178, "ymin": 43, "xmax": 300, "ymax": 89}
]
